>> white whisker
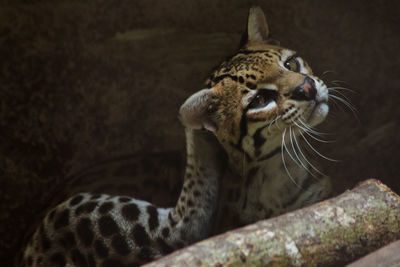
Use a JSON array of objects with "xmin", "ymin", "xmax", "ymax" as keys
[
  {"xmin": 267, "ymin": 115, "xmax": 281, "ymax": 133},
  {"xmin": 275, "ymin": 115, "xmax": 282, "ymax": 130},
  {"xmin": 330, "ymin": 80, "xmax": 348, "ymax": 85},
  {"xmin": 328, "ymin": 97, "xmax": 346, "ymax": 112},
  {"xmin": 289, "ymin": 127, "xmax": 317, "ymax": 178},
  {"xmin": 328, "ymin": 86, "xmax": 356, "ymax": 94},
  {"xmin": 300, "ymin": 132, "xmax": 338, "ymax": 162},
  {"xmin": 329, "ymin": 94, "xmax": 357, "ymax": 111},
  {"xmin": 292, "ymin": 128, "xmax": 327, "ymax": 177},
  {"xmin": 292, "ymin": 120, "xmax": 309, "ymax": 134},
  {"xmin": 328, "ymin": 89, "xmax": 354, "ymax": 103},
  {"xmin": 292, "ymin": 120, "xmax": 332, "ymax": 143},
  {"xmin": 321, "ymin": 70, "xmax": 337, "ymax": 79},
  {"xmin": 329, "ymin": 94, "xmax": 359, "ymax": 121},
  {"xmin": 330, "ymin": 81, "xmax": 342, "ymax": 87},
  {"xmin": 281, "ymin": 129, "xmax": 304, "ymax": 190},
  {"xmin": 298, "ymin": 118, "xmax": 328, "ymax": 136},
  {"xmin": 283, "ymin": 127, "xmax": 304, "ymax": 169}
]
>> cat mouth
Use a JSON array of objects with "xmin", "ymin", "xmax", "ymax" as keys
[
  {"xmin": 307, "ymin": 101, "xmax": 329, "ymax": 126},
  {"xmin": 280, "ymin": 100, "xmax": 328, "ymax": 128}
]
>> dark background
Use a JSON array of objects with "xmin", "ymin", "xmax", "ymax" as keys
[{"xmin": 1, "ymin": 0, "xmax": 399, "ymax": 265}]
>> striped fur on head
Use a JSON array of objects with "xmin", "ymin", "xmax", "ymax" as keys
[{"xmin": 180, "ymin": 7, "xmax": 329, "ymax": 171}]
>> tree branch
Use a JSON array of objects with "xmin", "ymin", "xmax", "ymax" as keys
[{"xmin": 145, "ymin": 179, "xmax": 400, "ymax": 266}]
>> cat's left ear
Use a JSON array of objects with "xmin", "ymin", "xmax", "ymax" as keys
[
  {"xmin": 179, "ymin": 89, "xmax": 219, "ymax": 132},
  {"xmin": 247, "ymin": 6, "xmax": 270, "ymax": 43}
]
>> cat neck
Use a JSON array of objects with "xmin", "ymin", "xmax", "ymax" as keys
[
  {"xmin": 169, "ymin": 128, "xmax": 226, "ymax": 243},
  {"xmin": 227, "ymin": 134, "xmax": 283, "ymax": 177}
]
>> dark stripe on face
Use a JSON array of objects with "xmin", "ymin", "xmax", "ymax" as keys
[
  {"xmin": 230, "ymin": 141, "xmax": 252, "ymax": 162},
  {"xmin": 249, "ymin": 114, "xmax": 280, "ymax": 124},
  {"xmin": 253, "ymin": 127, "xmax": 267, "ymax": 157},
  {"xmin": 230, "ymin": 103, "xmax": 259, "ymax": 162},
  {"xmin": 229, "ymin": 104, "xmax": 252, "ymax": 163},
  {"xmin": 212, "ymin": 74, "xmax": 238, "ymax": 85},
  {"xmin": 271, "ymin": 51, "xmax": 282, "ymax": 60},
  {"xmin": 245, "ymin": 82, "xmax": 257, "ymax": 90},
  {"xmin": 248, "ymin": 117, "xmax": 268, "ymax": 122},
  {"xmin": 257, "ymin": 146, "xmax": 281, "ymax": 161},
  {"xmin": 236, "ymin": 105, "xmax": 250, "ymax": 148}
]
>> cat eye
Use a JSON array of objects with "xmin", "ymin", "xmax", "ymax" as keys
[
  {"xmin": 248, "ymin": 89, "xmax": 278, "ymax": 110},
  {"xmin": 284, "ymin": 56, "xmax": 300, "ymax": 72}
]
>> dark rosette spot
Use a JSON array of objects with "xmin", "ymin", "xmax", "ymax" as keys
[
  {"xmin": 121, "ymin": 203, "xmax": 140, "ymax": 221},
  {"xmin": 131, "ymin": 224, "xmax": 150, "ymax": 246},
  {"xmin": 98, "ymin": 215, "xmax": 120, "ymax": 237}
]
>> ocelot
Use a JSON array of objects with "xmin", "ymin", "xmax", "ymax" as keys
[{"xmin": 22, "ymin": 6, "xmax": 331, "ymax": 267}]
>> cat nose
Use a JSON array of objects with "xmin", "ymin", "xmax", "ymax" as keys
[{"xmin": 291, "ymin": 77, "xmax": 317, "ymax": 101}]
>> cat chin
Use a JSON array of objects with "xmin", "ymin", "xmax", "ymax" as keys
[{"xmin": 307, "ymin": 102, "xmax": 329, "ymax": 127}]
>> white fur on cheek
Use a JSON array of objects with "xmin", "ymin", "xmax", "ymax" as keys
[
  {"xmin": 308, "ymin": 103, "xmax": 329, "ymax": 126},
  {"xmin": 247, "ymin": 101, "xmax": 277, "ymax": 115},
  {"xmin": 257, "ymin": 83, "xmax": 277, "ymax": 90},
  {"xmin": 313, "ymin": 78, "xmax": 329, "ymax": 103},
  {"xmin": 241, "ymin": 90, "xmax": 258, "ymax": 106}
]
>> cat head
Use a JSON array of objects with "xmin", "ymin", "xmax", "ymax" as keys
[{"xmin": 180, "ymin": 7, "xmax": 329, "ymax": 165}]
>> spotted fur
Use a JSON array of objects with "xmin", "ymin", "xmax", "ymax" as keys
[
  {"xmin": 180, "ymin": 6, "xmax": 331, "ymax": 230},
  {"xmin": 23, "ymin": 7, "xmax": 332, "ymax": 266},
  {"xmin": 23, "ymin": 129, "xmax": 225, "ymax": 266}
]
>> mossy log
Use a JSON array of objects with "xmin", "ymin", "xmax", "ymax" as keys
[{"xmin": 145, "ymin": 179, "xmax": 400, "ymax": 266}]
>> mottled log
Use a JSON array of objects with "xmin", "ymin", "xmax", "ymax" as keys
[
  {"xmin": 145, "ymin": 179, "xmax": 400, "ymax": 267},
  {"xmin": 346, "ymin": 240, "xmax": 400, "ymax": 267}
]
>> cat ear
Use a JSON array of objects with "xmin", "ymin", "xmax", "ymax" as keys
[
  {"xmin": 247, "ymin": 6, "xmax": 270, "ymax": 43},
  {"xmin": 179, "ymin": 89, "xmax": 218, "ymax": 132}
]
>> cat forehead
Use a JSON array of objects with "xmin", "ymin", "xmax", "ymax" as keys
[
  {"xmin": 208, "ymin": 46, "xmax": 300, "ymax": 89},
  {"xmin": 215, "ymin": 46, "xmax": 296, "ymax": 73}
]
